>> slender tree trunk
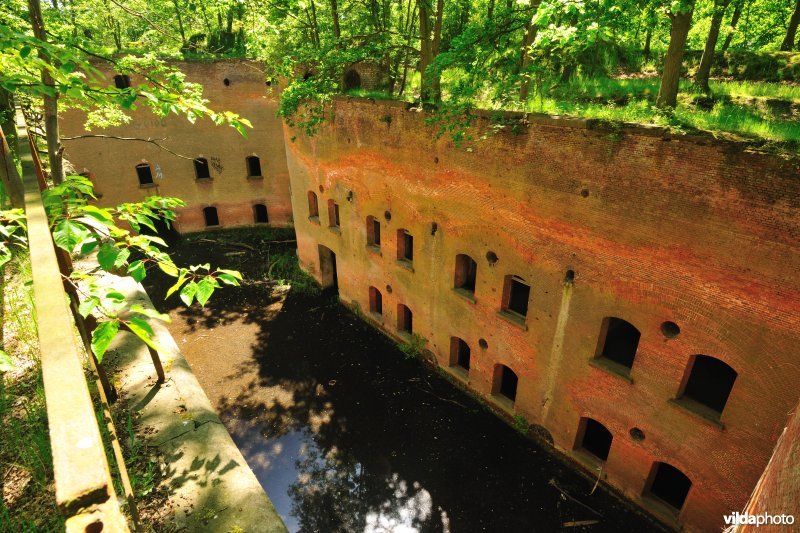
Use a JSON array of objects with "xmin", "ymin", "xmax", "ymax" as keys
[
  {"xmin": 172, "ymin": 0, "xmax": 187, "ymax": 46},
  {"xmin": 28, "ymin": 0, "xmax": 64, "ymax": 184},
  {"xmin": 418, "ymin": 0, "xmax": 433, "ymax": 101},
  {"xmin": 721, "ymin": 0, "xmax": 744, "ymax": 51},
  {"xmin": 330, "ymin": 0, "xmax": 341, "ymax": 39},
  {"xmin": 0, "ymin": 129, "xmax": 24, "ymax": 209},
  {"xmin": 781, "ymin": 0, "xmax": 800, "ymax": 51},
  {"xmin": 487, "ymin": 0, "xmax": 495, "ymax": 20},
  {"xmin": 657, "ymin": 5, "xmax": 695, "ymax": 108},
  {"xmin": 695, "ymin": 0, "xmax": 730, "ymax": 92},
  {"xmin": 519, "ymin": 3, "xmax": 542, "ymax": 102},
  {"xmin": 309, "ymin": 0, "xmax": 321, "ymax": 47},
  {"xmin": 430, "ymin": 0, "xmax": 443, "ymax": 101},
  {"xmin": 0, "ymin": 89, "xmax": 18, "ymax": 162}
]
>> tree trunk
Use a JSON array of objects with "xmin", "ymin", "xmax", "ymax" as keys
[
  {"xmin": 781, "ymin": 0, "xmax": 800, "ymax": 51},
  {"xmin": 0, "ymin": 89, "xmax": 18, "ymax": 162},
  {"xmin": 172, "ymin": 0, "xmax": 187, "ymax": 46},
  {"xmin": 519, "ymin": 4, "xmax": 541, "ymax": 102},
  {"xmin": 430, "ymin": 0, "xmax": 444, "ymax": 101},
  {"xmin": 330, "ymin": 0, "xmax": 341, "ymax": 40},
  {"xmin": 28, "ymin": 0, "xmax": 64, "ymax": 184},
  {"xmin": 0, "ymin": 128, "xmax": 24, "ymax": 209},
  {"xmin": 721, "ymin": 0, "xmax": 744, "ymax": 51},
  {"xmin": 695, "ymin": 0, "xmax": 730, "ymax": 92},
  {"xmin": 487, "ymin": 0, "xmax": 495, "ymax": 20},
  {"xmin": 656, "ymin": 6, "xmax": 695, "ymax": 109}
]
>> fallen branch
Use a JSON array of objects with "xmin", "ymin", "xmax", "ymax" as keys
[{"xmin": 548, "ymin": 479, "xmax": 604, "ymax": 518}]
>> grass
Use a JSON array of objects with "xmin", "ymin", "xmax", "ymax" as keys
[
  {"xmin": 348, "ymin": 72, "xmax": 800, "ymax": 149},
  {"xmin": 0, "ymin": 253, "xmax": 64, "ymax": 532}
]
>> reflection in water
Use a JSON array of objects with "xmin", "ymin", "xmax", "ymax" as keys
[{"xmin": 144, "ymin": 237, "xmax": 668, "ymax": 533}]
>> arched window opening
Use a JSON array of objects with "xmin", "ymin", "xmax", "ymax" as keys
[
  {"xmin": 397, "ymin": 304, "xmax": 412, "ymax": 334},
  {"xmin": 366, "ymin": 215, "xmax": 381, "ymax": 248},
  {"xmin": 454, "ymin": 254, "xmax": 478, "ymax": 294},
  {"xmin": 449, "ymin": 337, "xmax": 471, "ymax": 371},
  {"xmin": 679, "ymin": 355, "xmax": 737, "ymax": 417},
  {"xmin": 307, "ymin": 191, "xmax": 319, "ymax": 219},
  {"xmin": 136, "ymin": 163, "xmax": 154, "ymax": 186},
  {"xmin": 246, "ymin": 156, "xmax": 262, "ymax": 177},
  {"xmin": 575, "ymin": 418, "xmax": 613, "ymax": 461},
  {"xmin": 328, "ymin": 199, "xmax": 340, "ymax": 228},
  {"xmin": 397, "ymin": 229, "xmax": 413, "ymax": 263},
  {"xmin": 253, "ymin": 204, "xmax": 268, "ymax": 224},
  {"xmin": 369, "ymin": 286, "xmax": 382, "ymax": 316},
  {"xmin": 492, "ymin": 364, "xmax": 518, "ymax": 404},
  {"xmin": 595, "ymin": 317, "xmax": 640, "ymax": 372},
  {"xmin": 645, "ymin": 462, "xmax": 692, "ymax": 512},
  {"xmin": 203, "ymin": 206, "xmax": 219, "ymax": 227},
  {"xmin": 343, "ymin": 69, "xmax": 362, "ymax": 91},
  {"xmin": 194, "ymin": 158, "xmax": 211, "ymax": 180}
]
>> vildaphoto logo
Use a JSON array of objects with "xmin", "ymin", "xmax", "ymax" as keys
[{"xmin": 724, "ymin": 512, "xmax": 795, "ymax": 526}]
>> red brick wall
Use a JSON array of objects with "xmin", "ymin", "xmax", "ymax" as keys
[
  {"xmin": 284, "ymin": 98, "xmax": 800, "ymax": 532},
  {"xmin": 60, "ymin": 60, "xmax": 293, "ymax": 232}
]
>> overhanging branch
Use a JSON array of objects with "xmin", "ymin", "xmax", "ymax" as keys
[{"xmin": 60, "ymin": 134, "xmax": 193, "ymax": 160}]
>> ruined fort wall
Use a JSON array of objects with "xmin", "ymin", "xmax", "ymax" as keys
[
  {"xmin": 284, "ymin": 98, "xmax": 800, "ymax": 532},
  {"xmin": 60, "ymin": 60, "xmax": 292, "ymax": 232}
]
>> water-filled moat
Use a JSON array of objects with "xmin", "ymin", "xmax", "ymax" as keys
[{"xmin": 144, "ymin": 229, "xmax": 666, "ymax": 532}]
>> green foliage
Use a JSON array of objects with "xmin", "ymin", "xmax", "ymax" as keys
[
  {"xmin": 0, "ymin": 209, "xmax": 27, "ymax": 267},
  {"xmin": 399, "ymin": 333, "xmax": 428, "ymax": 359},
  {"xmin": 513, "ymin": 414, "xmax": 529, "ymax": 435},
  {"xmin": 38, "ymin": 176, "xmax": 243, "ymax": 362}
]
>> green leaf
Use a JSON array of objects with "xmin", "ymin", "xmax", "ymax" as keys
[
  {"xmin": 166, "ymin": 271, "xmax": 187, "ymax": 298},
  {"xmin": 78, "ymin": 296, "xmax": 100, "ymax": 318},
  {"xmin": 179, "ymin": 281, "xmax": 197, "ymax": 306},
  {"xmin": 79, "ymin": 205, "xmax": 114, "ymax": 223},
  {"xmin": 129, "ymin": 304, "xmax": 170, "ymax": 322},
  {"xmin": 0, "ymin": 350, "xmax": 13, "ymax": 372},
  {"xmin": 105, "ymin": 290, "xmax": 126, "ymax": 302},
  {"xmin": 195, "ymin": 278, "xmax": 215, "ymax": 306},
  {"xmin": 80, "ymin": 239, "xmax": 100, "ymax": 254},
  {"xmin": 217, "ymin": 269, "xmax": 243, "ymax": 280},
  {"xmin": 217, "ymin": 273, "xmax": 240, "ymax": 286},
  {"xmin": 126, "ymin": 317, "xmax": 160, "ymax": 351},
  {"xmin": 19, "ymin": 46, "xmax": 31, "ymax": 58},
  {"xmin": 91, "ymin": 320, "xmax": 120, "ymax": 362},
  {"xmin": 53, "ymin": 219, "xmax": 91, "ymax": 252},
  {"xmin": 128, "ymin": 260, "xmax": 146, "ymax": 283},
  {"xmin": 97, "ymin": 243, "xmax": 121, "ymax": 271},
  {"xmin": 158, "ymin": 260, "xmax": 179, "ymax": 277}
]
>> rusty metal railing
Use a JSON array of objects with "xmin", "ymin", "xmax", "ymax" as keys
[{"xmin": 15, "ymin": 114, "xmax": 130, "ymax": 532}]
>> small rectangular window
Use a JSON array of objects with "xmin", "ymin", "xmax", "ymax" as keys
[
  {"xmin": 194, "ymin": 158, "xmax": 211, "ymax": 180},
  {"xmin": 502, "ymin": 275, "xmax": 530, "ymax": 318},
  {"xmin": 328, "ymin": 200, "xmax": 340, "ymax": 228},
  {"xmin": 114, "ymin": 74, "xmax": 131, "ymax": 89},
  {"xmin": 246, "ymin": 156, "xmax": 262, "ymax": 177},
  {"xmin": 136, "ymin": 163, "xmax": 153, "ymax": 185},
  {"xmin": 367, "ymin": 216, "xmax": 381, "ymax": 248},
  {"xmin": 397, "ymin": 304, "xmax": 412, "ymax": 334},
  {"xmin": 369, "ymin": 286, "xmax": 382, "ymax": 315},
  {"xmin": 308, "ymin": 191, "xmax": 319, "ymax": 218},
  {"xmin": 397, "ymin": 229, "xmax": 413, "ymax": 262}
]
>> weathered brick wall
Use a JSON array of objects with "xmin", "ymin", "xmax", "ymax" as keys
[
  {"xmin": 736, "ymin": 400, "xmax": 800, "ymax": 532},
  {"xmin": 284, "ymin": 98, "xmax": 800, "ymax": 532},
  {"xmin": 60, "ymin": 60, "xmax": 293, "ymax": 232}
]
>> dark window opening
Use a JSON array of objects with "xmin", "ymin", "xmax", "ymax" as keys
[
  {"xmin": 136, "ymin": 163, "xmax": 154, "ymax": 185},
  {"xmin": 493, "ymin": 364, "xmax": 518, "ymax": 403},
  {"xmin": 328, "ymin": 200, "xmax": 340, "ymax": 228},
  {"xmin": 502, "ymin": 275, "xmax": 530, "ymax": 318},
  {"xmin": 367, "ymin": 216, "xmax": 381, "ymax": 247},
  {"xmin": 194, "ymin": 158, "xmax": 211, "ymax": 180},
  {"xmin": 253, "ymin": 204, "xmax": 268, "ymax": 224},
  {"xmin": 595, "ymin": 317, "xmax": 640, "ymax": 370},
  {"xmin": 646, "ymin": 462, "xmax": 692, "ymax": 511},
  {"xmin": 397, "ymin": 304, "xmax": 412, "ymax": 334},
  {"xmin": 246, "ymin": 156, "xmax": 262, "ymax": 177},
  {"xmin": 203, "ymin": 206, "xmax": 219, "ymax": 227},
  {"xmin": 661, "ymin": 321, "xmax": 681, "ymax": 339},
  {"xmin": 576, "ymin": 418, "xmax": 613, "ymax": 461},
  {"xmin": 369, "ymin": 286, "xmax": 382, "ymax": 315},
  {"xmin": 449, "ymin": 337, "xmax": 471, "ymax": 371},
  {"xmin": 679, "ymin": 355, "xmax": 737, "ymax": 415},
  {"xmin": 397, "ymin": 229, "xmax": 413, "ymax": 262},
  {"xmin": 114, "ymin": 74, "xmax": 131, "ymax": 89},
  {"xmin": 318, "ymin": 245, "xmax": 338, "ymax": 292},
  {"xmin": 454, "ymin": 254, "xmax": 477, "ymax": 293},
  {"xmin": 223, "ymin": 78, "xmax": 231, "ymax": 86},
  {"xmin": 344, "ymin": 69, "xmax": 362, "ymax": 91},
  {"xmin": 308, "ymin": 191, "xmax": 319, "ymax": 218}
]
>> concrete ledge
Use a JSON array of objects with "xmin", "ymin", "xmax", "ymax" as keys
[{"xmin": 85, "ymin": 266, "xmax": 287, "ymax": 532}]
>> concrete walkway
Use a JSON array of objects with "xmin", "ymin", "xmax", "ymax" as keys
[{"xmin": 89, "ymin": 266, "xmax": 287, "ymax": 532}]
